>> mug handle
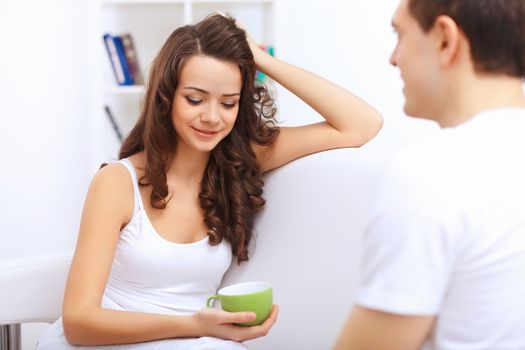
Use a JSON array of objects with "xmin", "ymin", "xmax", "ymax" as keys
[{"xmin": 206, "ymin": 295, "xmax": 219, "ymax": 308}]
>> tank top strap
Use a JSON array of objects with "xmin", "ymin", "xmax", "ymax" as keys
[{"xmin": 116, "ymin": 158, "xmax": 145, "ymax": 214}]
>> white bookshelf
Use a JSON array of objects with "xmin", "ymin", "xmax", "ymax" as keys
[
  {"xmin": 87, "ymin": 0, "xmax": 274, "ymax": 165},
  {"xmin": 99, "ymin": 0, "xmax": 274, "ymax": 94}
]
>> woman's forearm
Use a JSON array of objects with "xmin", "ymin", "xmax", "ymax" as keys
[
  {"xmin": 256, "ymin": 51, "xmax": 383, "ymax": 144},
  {"xmin": 63, "ymin": 307, "xmax": 199, "ymax": 346}
]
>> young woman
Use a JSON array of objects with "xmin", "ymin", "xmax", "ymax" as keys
[{"xmin": 37, "ymin": 14, "xmax": 382, "ymax": 350}]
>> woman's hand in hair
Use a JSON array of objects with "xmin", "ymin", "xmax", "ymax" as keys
[
  {"xmin": 193, "ymin": 305, "xmax": 279, "ymax": 341},
  {"xmin": 234, "ymin": 19, "xmax": 267, "ymax": 68}
]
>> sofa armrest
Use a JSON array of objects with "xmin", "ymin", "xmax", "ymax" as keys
[{"xmin": 0, "ymin": 252, "xmax": 72, "ymax": 325}]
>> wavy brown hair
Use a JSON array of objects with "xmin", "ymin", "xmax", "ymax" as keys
[{"xmin": 119, "ymin": 14, "xmax": 279, "ymax": 263}]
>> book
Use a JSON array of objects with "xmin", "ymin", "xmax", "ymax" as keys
[
  {"xmin": 103, "ymin": 33, "xmax": 134, "ymax": 85},
  {"xmin": 112, "ymin": 35, "xmax": 134, "ymax": 85},
  {"xmin": 104, "ymin": 105, "xmax": 123, "ymax": 143},
  {"xmin": 103, "ymin": 33, "xmax": 125, "ymax": 85},
  {"xmin": 120, "ymin": 33, "xmax": 143, "ymax": 85}
]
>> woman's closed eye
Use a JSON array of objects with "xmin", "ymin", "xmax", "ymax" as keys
[
  {"xmin": 222, "ymin": 101, "xmax": 237, "ymax": 109},
  {"xmin": 185, "ymin": 96, "xmax": 203, "ymax": 105},
  {"xmin": 185, "ymin": 97, "xmax": 236, "ymax": 109}
]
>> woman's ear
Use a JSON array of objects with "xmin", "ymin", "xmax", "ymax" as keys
[{"xmin": 432, "ymin": 15, "xmax": 461, "ymax": 67}]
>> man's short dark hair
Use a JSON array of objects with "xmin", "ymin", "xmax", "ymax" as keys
[{"xmin": 409, "ymin": 0, "xmax": 525, "ymax": 78}]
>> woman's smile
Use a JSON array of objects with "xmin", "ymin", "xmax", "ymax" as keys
[{"xmin": 191, "ymin": 126, "xmax": 219, "ymax": 138}]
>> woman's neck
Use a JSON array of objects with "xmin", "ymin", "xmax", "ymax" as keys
[{"xmin": 166, "ymin": 144, "xmax": 210, "ymax": 187}]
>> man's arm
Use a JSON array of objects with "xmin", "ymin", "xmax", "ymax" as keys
[{"xmin": 333, "ymin": 306, "xmax": 435, "ymax": 350}]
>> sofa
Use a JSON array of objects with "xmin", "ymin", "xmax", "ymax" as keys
[{"xmin": 0, "ymin": 147, "xmax": 387, "ymax": 350}]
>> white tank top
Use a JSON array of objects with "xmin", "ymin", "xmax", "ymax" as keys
[{"xmin": 101, "ymin": 158, "xmax": 233, "ymax": 315}]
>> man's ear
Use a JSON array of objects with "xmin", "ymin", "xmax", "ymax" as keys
[{"xmin": 432, "ymin": 15, "xmax": 461, "ymax": 67}]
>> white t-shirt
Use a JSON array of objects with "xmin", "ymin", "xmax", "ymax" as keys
[{"xmin": 355, "ymin": 108, "xmax": 525, "ymax": 350}]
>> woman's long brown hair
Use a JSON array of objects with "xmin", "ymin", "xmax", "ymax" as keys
[{"xmin": 119, "ymin": 14, "xmax": 279, "ymax": 263}]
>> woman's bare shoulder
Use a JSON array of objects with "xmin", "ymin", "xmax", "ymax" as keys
[
  {"xmin": 88, "ymin": 162, "xmax": 135, "ymax": 223},
  {"xmin": 126, "ymin": 152, "xmax": 146, "ymax": 177}
]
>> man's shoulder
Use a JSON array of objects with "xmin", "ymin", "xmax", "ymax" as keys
[
  {"xmin": 374, "ymin": 130, "xmax": 468, "ymax": 219},
  {"xmin": 386, "ymin": 132, "xmax": 452, "ymax": 184}
]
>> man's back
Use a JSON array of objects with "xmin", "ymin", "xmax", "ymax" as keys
[
  {"xmin": 358, "ymin": 108, "xmax": 525, "ymax": 349},
  {"xmin": 430, "ymin": 109, "xmax": 525, "ymax": 349},
  {"xmin": 334, "ymin": 0, "xmax": 525, "ymax": 348}
]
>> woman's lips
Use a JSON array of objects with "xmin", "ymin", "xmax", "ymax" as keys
[{"xmin": 192, "ymin": 126, "xmax": 219, "ymax": 138}]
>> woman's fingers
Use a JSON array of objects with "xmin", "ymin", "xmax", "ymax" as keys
[
  {"xmin": 218, "ymin": 310, "xmax": 257, "ymax": 325},
  {"xmin": 232, "ymin": 304, "xmax": 280, "ymax": 341},
  {"xmin": 198, "ymin": 305, "xmax": 279, "ymax": 341}
]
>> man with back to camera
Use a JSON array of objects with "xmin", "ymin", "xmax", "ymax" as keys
[{"xmin": 333, "ymin": 0, "xmax": 525, "ymax": 349}]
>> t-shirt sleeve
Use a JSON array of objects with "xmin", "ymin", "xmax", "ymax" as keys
[{"xmin": 355, "ymin": 152, "xmax": 456, "ymax": 315}]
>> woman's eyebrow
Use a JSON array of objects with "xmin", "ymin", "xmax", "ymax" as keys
[{"xmin": 183, "ymin": 86, "xmax": 240, "ymax": 97}]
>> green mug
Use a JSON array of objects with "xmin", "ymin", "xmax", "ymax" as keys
[{"xmin": 206, "ymin": 281, "xmax": 273, "ymax": 327}]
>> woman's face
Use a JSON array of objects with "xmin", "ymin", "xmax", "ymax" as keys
[{"xmin": 171, "ymin": 55, "xmax": 242, "ymax": 153}]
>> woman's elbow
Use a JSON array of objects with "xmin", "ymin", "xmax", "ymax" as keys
[
  {"xmin": 365, "ymin": 111, "xmax": 384, "ymax": 143},
  {"xmin": 62, "ymin": 310, "xmax": 88, "ymax": 345},
  {"xmin": 349, "ymin": 111, "xmax": 384, "ymax": 147}
]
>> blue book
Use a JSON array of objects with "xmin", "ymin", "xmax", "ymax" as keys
[
  {"xmin": 103, "ymin": 33, "xmax": 134, "ymax": 85},
  {"xmin": 112, "ymin": 35, "xmax": 134, "ymax": 85},
  {"xmin": 103, "ymin": 33, "xmax": 125, "ymax": 85}
]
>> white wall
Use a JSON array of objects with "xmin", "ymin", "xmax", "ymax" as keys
[
  {"xmin": 273, "ymin": 0, "xmax": 437, "ymax": 149},
  {"xmin": 0, "ymin": 1, "xmax": 92, "ymax": 348},
  {"xmin": 0, "ymin": 0, "xmax": 91, "ymax": 259},
  {"xmin": 0, "ymin": 1, "xmax": 437, "ymax": 348}
]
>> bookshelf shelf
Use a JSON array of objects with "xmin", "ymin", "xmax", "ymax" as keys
[
  {"xmin": 101, "ymin": 0, "xmax": 271, "ymax": 4},
  {"xmin": 101, "ymin": 0, "xmax": 185, "ymax": 4},
  {"xmin": 192, "ymin": 0, "xmax": 273, "ymax": 3},
  {"xmin": 103, "ymin": 85, "xmax": 145, "ymax": 95}
]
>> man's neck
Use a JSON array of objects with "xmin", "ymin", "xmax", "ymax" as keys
[{"xmin": 438, "ymin": 74, "xmax": 525, "ymax": 128}]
